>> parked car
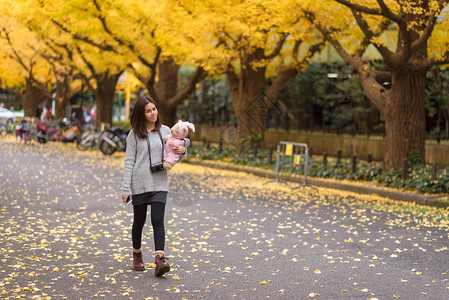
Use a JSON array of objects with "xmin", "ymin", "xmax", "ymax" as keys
[{"xmin": 0, "ymin": 108, "xmax": 15, "ymax": 125}]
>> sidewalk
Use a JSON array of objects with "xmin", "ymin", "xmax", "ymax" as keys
[{"xmin": 184, "ymin": 157, "xmax": 448, "ymax": 207}]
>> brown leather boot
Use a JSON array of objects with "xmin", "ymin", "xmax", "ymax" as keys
[
  {"xmin": 154, "ymin": 255, "xmax": 170, "ymax": 277},
  {"xmin": 133, "ymin": 251, "xmax": 145, "ymax": 271}
]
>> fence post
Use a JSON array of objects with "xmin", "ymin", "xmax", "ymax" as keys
[
  {"xmin": 431, "ymin": 163, "xmax": 437, "ymax": 182},
  {"xmin": 367, "ymin": 154, "xmax": 372, "ymax": 163},
  {"xmin": 253, "ymin": 143, "xmax": 258, "ymax": 157},
  {"xmin": 269, "ymin": 145, "xmax": 273, "ymax": 165},
  {"xmin": 337, "ymin": 150, "xmax": 342, "ymax": 162},
  {"xmin": 351, "ymin": 155, "xmax": 357, "ymax": 174},
  {"xmin": 323, "ymin": 152, "xmax": 327, "ymax": 168},
  {"xmin": 219, "ymin": 138, "xmax": 223, "ymax": 154},
  {"xmin": 402, "ymin": 159, "xmax": 408, "ymax": 180}
]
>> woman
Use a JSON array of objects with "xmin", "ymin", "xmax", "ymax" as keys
[{"xmin": 121, "ymin": 95, "xmax": 188, "ymax": 276}]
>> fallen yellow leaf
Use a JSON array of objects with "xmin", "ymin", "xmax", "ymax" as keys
[
  {"xmin": 260, "ymin": 281, "xmax": 267, "ymax": 285},
  {"xmin": 173, "ymin": 276, "xmax": 181, "ymax": 280}
]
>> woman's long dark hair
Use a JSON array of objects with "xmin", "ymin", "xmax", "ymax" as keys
[{"xmin": 130, "ymin": 95, "xmax": 161, "ymax": 138}]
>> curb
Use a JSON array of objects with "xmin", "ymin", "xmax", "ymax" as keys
[{"xmin": 184, "ymin": 158, "xmax": 447, "ymax": 207}]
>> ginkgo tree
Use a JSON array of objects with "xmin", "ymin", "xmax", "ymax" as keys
[
  {"xmin": 301, "ymin": 0, "xmax": 449, "ymax": 169},
  {"xmin": 156, "ymin": 0, "xmax": 326, "ymax": 151},
  {"xmin": 48, "ymin": 0, "xmax": 206, "ymax": 126},
  {"xmin": 33, "ymin": 0, "xmax": 125, "ymax": 126},
  {"xmin": 26, "ymin": 21, "xmax": 81, "ymax": 120},
  {"xmin": 0, "ymin": 14, "xmax": 54, "ymax": 117}
]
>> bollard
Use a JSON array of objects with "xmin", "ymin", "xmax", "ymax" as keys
[
  {"xmin": 431, "ymin": 163, "xmax": 437, "ymax": 182},
  {"xmin": 207, "ymin": 141, "xmax": 210, "ymax": 149},
  {"xmin": 323, "ymin": 152, "xmax": 327, "ymax": 168},
  {"xmin": 402, "ymin": 159, "xmax": 408, "ymax": 180},
  {"xmin": 309, "ymin": 147, "xmax": 313, "ymax": 158},
  {"xmin": 337, "ymin": 150, "xmax": 342, "ymax": 162},
  {"xmin": 351, "ymin": 155, "xmax": 357, "ymax": 174},
  {"xmin": 367, "ymin": 154, "xmax": 372, "ymax": 163},
  {"xmin": 253, "ymin": 143, "xmax": 258, "ymax": 157},
  {"xmin": 269, "ymin": 145, "xmax": 273, "ymax": 165},
  {"xmin": 203, "ymin": 138, "xmax": 207, "ymax": 146}
]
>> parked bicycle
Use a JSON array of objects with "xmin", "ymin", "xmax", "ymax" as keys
[
  {"xmin": 52, "ymin": 118, "xmax": 82, "ymax": 143},
  {"xmin": 98, "ymin": 127, "xmax": 128, "ymax": 155},
  {"xmin": 77, "ymin": 128, "xmax": 103, "ymax": 151},
  {"xmin": 32, "ymin": 119, "xmax": 58, "ymax": 143}
]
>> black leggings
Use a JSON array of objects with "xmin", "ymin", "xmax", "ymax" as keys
[{"xmin": 132, "ymin": 202, "xmax": 166, "ymax": 251}]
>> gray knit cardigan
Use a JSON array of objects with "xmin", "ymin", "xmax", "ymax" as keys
[{"xmin": 121, "ymin": 125, "xmax": 189, "ymax": 195}]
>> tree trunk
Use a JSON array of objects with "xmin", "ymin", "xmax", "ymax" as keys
[
  {"xmin": 20, "ymin": 79, "xmax": 50, "ymax": 117},
  {"xmin": 227, "ymin": 48, "xmax": 267, "ymax": 152},
  {"xmin": 54, "ymin": 75, "xmax": 79, "ymax": 120},
  {"xmin": 383, "ymin": 70, "xmax": 426, "ymax": 168},
  {"xmin": 146, "ymin": 59, "xmax": 205, "ymax": 127},
  {"xmin": 445, "ymin": 110, "xmax": 449, "ymax": 139},
  {"xmin": 154, "ymin": 59, "xmax": 179, "ymax": 126},
  {"xmin": 94, "ymin": 72, "xmax": 121, "ymax": 126},
  {"xmin": 444, "ymin": 102, "xmax": 449, "ymax": 139},
  {"xmin": 54, "ymin": 100, "xmax": 67, "ymax": 120}
]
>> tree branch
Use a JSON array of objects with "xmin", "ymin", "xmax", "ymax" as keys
[
  {"xmin": 418, "ymin": 54, "xmax": 449, "ymax": 70},
  {"xmin": 292, "ymin": 40, "xmax": 302, "ymax": 62},
  {"xmin": 352, "ymin": 10, "xmax": 393, "ymax": 60},
  {"xmin": 304, "ymin": 10, "xmax": 389, "ymax": 111},
  {"xmin": 90, "ymin": 0, "xmax": 158, "ymax": 70},
  {"xmin": 167, "ymin": 67, "xmax": 208, "ymax": 107},
  {"xmin": 304, "ymin": 10, "xmax": 365, "ymax": 71},
  {"xmin": 73, "ymin": 43, "xmax": 96, "ymax": 80},
  {"xmin": 50, "ymin": 18, "xmax": 116, "ymax": 52},
  {"xmin": 376, "ymin": 0, "xmax": 402, "ymax": 23},
  {"xmin": 411, "ymin": 7, "xmax": 440, "ymax": 52},
  {"xmin": 334, "ymin": 0, "xmax": 382, "ymax": 15},
  {"xmin": 268, "ymin": 40, "xmax": 326, "ymax": 100},
  {"xmin": 264, "ymin": 33, "xmax": 288, "ymax": 60},
  {"xmin": 1, "ymin": 29, "xmax": 31, "ymax": 74}
]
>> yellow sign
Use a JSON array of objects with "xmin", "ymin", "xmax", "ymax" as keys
[
  {"xmin": 294, "ymin": 154, "xmax": 301, "ymax": 165},
  {"xmin": 285, "ymin": 144, "xmax": 293, "ymax": 156}
]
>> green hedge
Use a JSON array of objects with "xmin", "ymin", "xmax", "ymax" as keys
[{"xmin": 188, "ymin": 144, "xmax": 449, "ymax": 195}]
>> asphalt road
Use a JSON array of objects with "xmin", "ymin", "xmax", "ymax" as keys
[{"xmin": 0, "ymin": 138, "xmax": 448, "ymax": 299}]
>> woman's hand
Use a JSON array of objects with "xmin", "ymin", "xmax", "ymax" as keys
[
  {"xmin": 122, "ymin": 194, "xmax": 131, "ymax": 204},
  {"xmin": 173, "ymin": 145, "xmax": 186, "ymax": 155}
]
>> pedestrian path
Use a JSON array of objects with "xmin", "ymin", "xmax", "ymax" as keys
[{"xmin": 1, "ymin": 138, "xmax": 448, "ymax": 299}]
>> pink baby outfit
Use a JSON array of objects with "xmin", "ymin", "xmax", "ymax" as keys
[{"xmin": 163, "ymin": 120, "xmax": 195, "ymax": 165}]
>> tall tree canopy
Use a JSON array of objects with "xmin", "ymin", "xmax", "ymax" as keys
[
  {"xmin": 52, "ymin": 0, "xmax": 206, "ymax": 125},
  {"xmin": 156, "ymin": 0, "xmax": 325, "ymax": 150},
  {"xmin": 1, "ymin": 0, "xmax": 449, "ymax": 169},
  {"xmin": 0, "ymin": 12, "xmax": 54, "ymax": 116},
  {"xmin": 300, "ymin": 0, "xmax": 449, "ymax": 169}
]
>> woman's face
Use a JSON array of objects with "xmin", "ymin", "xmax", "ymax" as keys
[{"xmin": 145, "ymin": 102, "xmax": 158, "ymax": 124}]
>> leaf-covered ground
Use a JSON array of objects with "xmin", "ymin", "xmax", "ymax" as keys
[{"xmin": 0, "ymin": 137, "xmax": 448, "ymax": 299}]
